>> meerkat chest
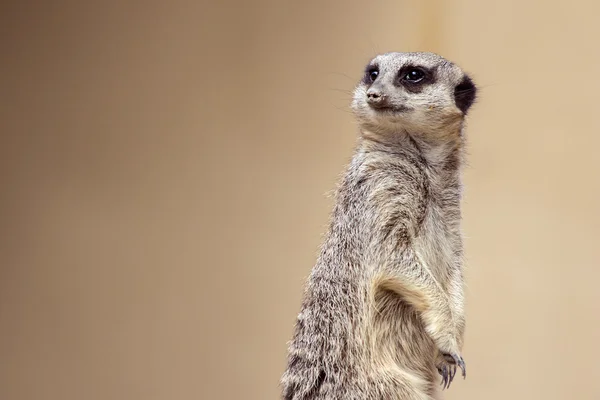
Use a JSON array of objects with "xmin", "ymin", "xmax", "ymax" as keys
[{"xmin": 413, "ymin": 186, "xmax": 463, "ymax": 277}]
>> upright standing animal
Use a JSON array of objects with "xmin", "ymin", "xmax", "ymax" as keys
[{"xmin": 280, "ymin": 52, "xmax": 477, "ymax": 400}]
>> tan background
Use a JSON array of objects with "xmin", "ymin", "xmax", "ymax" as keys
[{"xmin": 2, "ymin": 1, "xmax": 600, "ymax": 399}]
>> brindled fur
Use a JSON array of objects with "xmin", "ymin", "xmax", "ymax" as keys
[{"xmin": 281, "ymin": 52, "xmax": 478, "ymax": 400}]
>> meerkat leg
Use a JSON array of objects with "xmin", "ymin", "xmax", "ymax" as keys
[
  {"xmin": 371, "ymin": 370, "xmax": 440, "ymax": 400},
  {"xmin": 446, "ymin": 264, "xmax": 466, "ymax": 349},
  {"xmin": 374, "ymin": 256, "xmax": 466, "ymax": 381},
  {"xmin": 433, "ymin": 266, "xmax": 466, "ymax": 389}
]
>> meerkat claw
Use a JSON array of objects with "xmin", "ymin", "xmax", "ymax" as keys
[
  {"xmin": 437, "ymin": 364, "xmax": 449, "ymax": 389},
  {"xmin": 448, "ymin": 353, "xmax": 466, "ymax": 379},
  {"xmin": 457, "ymin": 357, "xmax": 466, "ymax": 379},
  {"xmin": 448, "ymin": 363, "xmax": 456, "ymax": 386},
  {"xmin": 439, "ymin": 352, "xmax": 466, "ymax": 388}
]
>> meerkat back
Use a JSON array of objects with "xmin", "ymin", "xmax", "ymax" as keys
[{"xmin": 281, "ymin": 52, "xmax": 477, "ymax": 400}]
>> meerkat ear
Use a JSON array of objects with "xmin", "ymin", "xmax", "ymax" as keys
[{"xmin": 454, "ymin": 74, "xmax": 477, "ymax": 114}]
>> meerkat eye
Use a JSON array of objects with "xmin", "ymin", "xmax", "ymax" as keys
[
  {"xmin": 403, "ymin": 68, "xmax": 426, "ymax": 83},
  {"xmin": 368, "ymin": 70, "xmax": 379, "ymax": 82}
]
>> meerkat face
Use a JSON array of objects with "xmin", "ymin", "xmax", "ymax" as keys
[{"xmin": 351, "ymin": 52, "xmax": 477, "ymax": 135}]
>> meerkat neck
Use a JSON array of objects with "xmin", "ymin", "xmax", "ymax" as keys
[
  {"xmin": 405, "ymin": 131, "xmax": 465, "ymax": 171},
  {"xmin": 359, "ymin": 127, "xmax": 464, "ymax": 170}
]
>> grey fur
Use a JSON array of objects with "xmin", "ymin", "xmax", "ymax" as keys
[{"xmin": 281, "ymin": 52, "xmax": 477, "ymax": 400}]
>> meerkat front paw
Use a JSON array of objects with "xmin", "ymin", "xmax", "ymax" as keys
[{"xmin": 436, "ymin": 352, "xmax": 466, "ymax": 390}]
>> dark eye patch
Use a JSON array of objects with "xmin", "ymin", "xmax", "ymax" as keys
[
  {"xmin": 396, "ymin": 65, "xmax": 436, "ymax": 93},
  {"xmin": 362, "ymin": 64, "xmax": 379, "ymax": 85},
  {"xmin": 403, "ymin": 69, "xmax": 425, "ymax": 82}
]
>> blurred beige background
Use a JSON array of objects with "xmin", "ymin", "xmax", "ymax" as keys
[{"xmin": 2, "ymin": 1, "xmax": 600, "ymax": 399}]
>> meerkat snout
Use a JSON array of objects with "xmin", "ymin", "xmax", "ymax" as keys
[{"xmin": 366, "ymin": 87, "xmax": 388, "ymax": 108}]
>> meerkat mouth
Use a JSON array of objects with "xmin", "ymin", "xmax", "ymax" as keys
[{"xmin": 370, "ymin": 104, "xmax": 409, "ymax": 113}]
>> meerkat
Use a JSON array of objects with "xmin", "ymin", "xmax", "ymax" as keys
[{"xmin": 280, "ymin": 52, "xmax": 477, "ymax": 400}]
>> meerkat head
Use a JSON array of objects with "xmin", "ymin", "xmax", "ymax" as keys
[{"xmin": 351, "ymin": 52, "xmax": 477, "ymax": 137}]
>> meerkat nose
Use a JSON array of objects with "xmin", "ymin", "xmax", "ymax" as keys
[
  {"xmin": 367, "ymin": 89, "xmax": 382, "ymax": 100},
  {"xmin": 366, "ymin": 88, "xmax": 388, "ymax": 108}
]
